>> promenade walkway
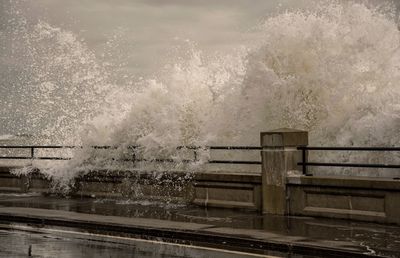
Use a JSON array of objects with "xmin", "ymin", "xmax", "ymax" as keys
[{"xmin": 0, "ymin": 193, "xmax": 399, "ymax": 257}]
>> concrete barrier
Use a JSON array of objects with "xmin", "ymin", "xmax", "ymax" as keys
[
  {"xmin": 260, "ymin": 128, "xmax": 308, "ymax": 214},
  {"xmin": 287, "ymin": 175, "xmax": 400, "ymax": 224},
  {"xmin": 193, "ymin": 171, "xmax": 261, "ymax": 210},
  {"xmin": 0, "ymin": 166, "xmax": 262, "ymax": 211},
  {"xmin": 260, "ymin": 128, "xmax": 400, "ymax": 225},
  {"xmin": 1, "ymin": 128, "xmax": 400, "ymax": 225}
]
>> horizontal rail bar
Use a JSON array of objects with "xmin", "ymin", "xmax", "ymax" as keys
[
  {"xmin": 34, "ymin": 157, "xmax": 72, "ymax": 160},
  {"xmin": 0, "ymin": 157, "xmax": 33, "ymax": 160},
  {"xmin": 209, "ymin": 160, "xmax": 262, "ymax": 165},
  {"xmin": 0, "ymin": 156, "xmax": 261, "ymax": 164},
  {"xmin": 298, "ymin": 162, "xmax": 400, "ymax": 169},
  {"xmin": 0, "ymin": 157, "xmax": 71, "ymax": 160},
  {"xmin": 0, "ymin": 145, "xmax": 262, "ymax": 150},
  {"xmin": 134, "ymin": 158, "xmax": 192, "ymax": 163},
  {"xmin": 176, "ymin": 146, "xmax": 201, "ymax": 150},
  {"xmin": 0, "ymin": 145, "xmax": 262, "ymax": 164},
  {"xmin": 0, "ymin": 146, "xmax": 119, "ymax": 149},
  {"xmin": 0, "ymin": 146, "xmax": 78, "ymax": 149},
  {"xmin": 4, "ymin": 145, "xmax": 398, "ymax": 151},
  {"xmin": 298, "ymin": 146, "xmax": 400, "ymax": 151},
  {"xmin": 115, "ymin": 159, "xmax": 261, "ymax": 164},
  {"xmin": 208, "ymin": 146, "xmax": 262, "ymax": 150}
]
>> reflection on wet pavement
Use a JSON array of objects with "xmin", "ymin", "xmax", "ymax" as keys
[
  {"xmin": 0, "ymin": 193, "xmax": 399, "ymax": 257},
  {"xmin": 0, "ymin": 224, "xmax": 270, "ymax": 258},
  {"xmin": 0, "ymin": 193, "xmax": 264, "ymax": 229}
]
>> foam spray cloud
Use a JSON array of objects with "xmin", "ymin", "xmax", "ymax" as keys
[{"xmin": 5, "ymin": 1, "xmax": 400, "ymax": 188}]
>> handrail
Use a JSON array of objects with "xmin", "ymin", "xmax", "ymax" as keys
[
  {"xmin": 0, "ymin": 145, "xmax": 262, "ymax": 165},
  {"xmin": 0, "ymin": 145, "xmax": 262, "ymax": 150},
  {"xmin": 297, "ymin": 146, "xmax": 400, "ymax": 175},
  {"xmin": 298, "ymin": 146, "xmax": 400, "ymax": 151}
]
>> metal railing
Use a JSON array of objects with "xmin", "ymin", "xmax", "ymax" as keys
[
  {"xmin": 297, "ymin": 146, "xmax": 400, "ymax": 175},
  {"xmin": 0, "ymin": 145, "xmax": 262, "ymax": 165},
  {"xmin": 3, "ymin": 145, "xmax": 400, "ymax": 174}
]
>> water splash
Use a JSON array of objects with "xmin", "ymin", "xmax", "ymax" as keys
[
  {"xmin": 5, "ymin": 1, "xmax": 400, "ymax": 187},
  {"xmin": 2, "ymin": 3, "xmax": 113, "ymax": 145}
]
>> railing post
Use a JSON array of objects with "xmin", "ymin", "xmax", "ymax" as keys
[
  {"xmin": 193, "ymin": 150, "xmax": 198, "ymax": 162},
  {"xmin": 301, "ymin": 147, "xmax": 307, "ymax": 175},
  {"xmin": 260, "ymin": 128, "xmax": 308, "ymax": 215}
]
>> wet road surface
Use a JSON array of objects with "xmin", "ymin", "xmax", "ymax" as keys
[
  {"xmin": 0, "ymin": 193, "xmax": 399, "ymax": 257},
  {"xmin": 0, "ymin": 224, "xmax": 276, "ymax": 258}
]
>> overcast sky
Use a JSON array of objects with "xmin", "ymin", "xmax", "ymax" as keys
[
  {"xmin": 2, "ymin": 0, "xmax": 396, "ymax": 80},
  {"xmin": 0, "ymin": 0, "xmax": 311, "ymax": 76},
  {"xmin": 0, "ymin": 0, "xmax": 308, "ymax": 134},
  {"xmin": 0, "ymin": 0, "xmax": 398, "ymax": 135}
]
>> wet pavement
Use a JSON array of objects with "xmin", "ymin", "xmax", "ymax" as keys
[
  {"xmin": 0, "ymin": 192, "xmax": 399, "ymax": 257},
  {"xmin": 0, "ymin": 224, "xmax": 273, "ymax": 258}
]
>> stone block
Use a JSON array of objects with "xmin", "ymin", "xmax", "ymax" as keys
[
  {"xmin": 261, "ymin": 128, "xmax": 308, "ymax": 215},
  {"xmin": 287, "ymin": 175, "xmax": 400, "ymax": 225},
  {"xmin": 261, "ymin": 128, "xmax": 308, "ymax": 147}
]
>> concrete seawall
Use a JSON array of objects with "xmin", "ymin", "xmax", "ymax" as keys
[
  {"xmin": 287, "ymin": 175, "xmax": 400, "ymax": 225},
  {"xmin": 0, "ymin": 166, "xmax": 262, "ymax": 211},
  {"xmin": 2, "ymin": 164, "xmax": 400, "ymax": 225}
]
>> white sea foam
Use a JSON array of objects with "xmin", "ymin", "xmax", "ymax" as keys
[
  {"xmin": 0, "ymin": 134, "xmax": 15, "ymax": 141},
  {"xmin": 5, "ymin": 1, "xmax": 400, "ymax": 188}
]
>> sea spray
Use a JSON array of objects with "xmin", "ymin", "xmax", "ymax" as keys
[
  {"xmin": 5, "ymin": 1, "xmax": 400, "ymax": 189},
  {"xmin": 1, "ymin": 2, "xmax": 115, "ymax": 145}
]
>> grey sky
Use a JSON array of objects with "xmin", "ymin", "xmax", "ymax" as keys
[
  {"xmin": 3, "ymin": 0, "xmax": 396, "ymax": 77},
  {"xmin": 6, "ymin": 0, "xmax": 307, "ymax": 75},
  {"xmin": 0, "ymin": 0, "xmax": 398, "ymax": 135},
  {"xmin": 0, "ymin": 0, "xmax": 306, "ymax": 135}
]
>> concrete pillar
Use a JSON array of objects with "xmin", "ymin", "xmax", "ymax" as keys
[{"xmin": 261, "ymin": 128, "xmax": 308, "ymax": 215}]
